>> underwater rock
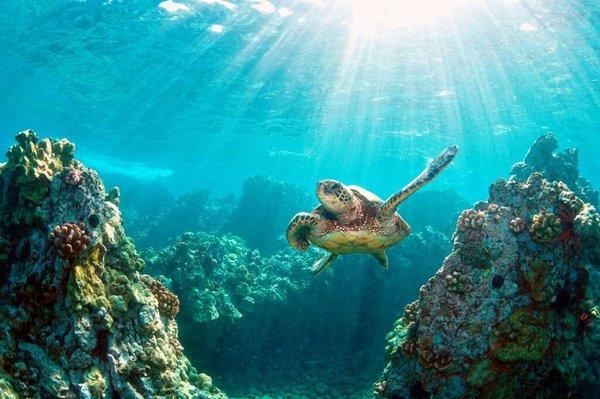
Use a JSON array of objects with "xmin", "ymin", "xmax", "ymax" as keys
[
  {"xmin": 510, "ymin": 133, "xmax": 598, "ymax": 206},
  {"xmin": 122, "ymin": 186, "xmax": 235, "ymax": 250},
  {"xmin": 377, "ymin": 171, "xmax": 599, "ymax": 398},
  {"xmin": 223, "ymin": 176, "xmax": 314, "ymax": 253},
  {"xmin": 0, "ymin": 131, "xmax": 227, "ymax": 399},
  {"xmin": 144, "ymin": 231, "xmax": 316, "ymax": 325}
]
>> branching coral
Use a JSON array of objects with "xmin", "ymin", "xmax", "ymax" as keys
[
  {"xmin": 530, "ymin": 212, "xmax": 562, "ymax": 243},
  {"xmin": 49, "ymin": 222, "xmax": 91, "ymax": 259}
]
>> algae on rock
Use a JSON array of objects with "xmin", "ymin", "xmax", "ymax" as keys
[
  {"xmin": 144, "ymin": 231, "xmax": 317, "ymax": 324},
  {"xmin": 377, "ymin": 136, "xmax": 600, "ymax": 398},
  {"xmin": 0, "ymin": 131, "xmax": 227, "ymax": 399}
]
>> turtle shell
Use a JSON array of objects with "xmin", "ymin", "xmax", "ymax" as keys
[{"xmin": 307, "ymin": 186, "xmax": 410, "ymax": 254}]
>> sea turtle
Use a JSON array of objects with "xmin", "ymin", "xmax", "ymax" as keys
[{"xmin": 286, "ymin": 145, "xmax": 459, "ymax": 275}]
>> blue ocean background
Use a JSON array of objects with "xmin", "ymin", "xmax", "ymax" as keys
[
  {"xmin": 0, "ymin": 0, "xmax": 599, "ymax": 397},
  {"xmin": 1, "ymin": 0, "xmax": 598, "ymax": 202}
]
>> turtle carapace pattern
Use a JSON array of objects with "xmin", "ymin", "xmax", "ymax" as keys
[{"xmin": 286, "ymin": 145, "xmax": 459, "ymax": 275}]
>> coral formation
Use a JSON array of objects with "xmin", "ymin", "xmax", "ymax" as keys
[
  {"xmin": 49, "ymin": 222, "xmax": 91, "ymax": 259},
  {"xmin": 378, "ymin": 170, "xmax": 599, "ymax": 398},
  {"xmin": 0, "ymin": 131, "xmax": 226, "ymax": 399},
  {"xmin": 508, "ymin": 216, "xmax": 526, "ymax": 234},
  {"xmin": 64, "ymin": 169, "xmax": 83, "ymax": 186},
  {"xmin": 510, "ymin": 133, "xmax": 598, "ymax": 206},
  {"xmin": 141, "ymin": 274, "xmax": 181, "ymax": 319},
  {"xmin": 457, "ymin": 209, "xmax": 487, "ymax": 242},
  {"xmin": 530, "ymin": 211, "xmax": 562, "ymax": 243},
  {"xmin": 144, "ymin": 231, "xmax": 316, "ymax": 324}
]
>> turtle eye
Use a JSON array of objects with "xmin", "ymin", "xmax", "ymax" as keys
[{"xmin": 331, "ymin": 183, "xmax": 340, "ymax": 190}]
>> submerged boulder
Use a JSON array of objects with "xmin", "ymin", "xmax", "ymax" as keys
[
  {"xmin": 510, "ymin": 133, "xmax": 598, "ymax": 206},
  {"xmin": 0, "ymin": 131, "xmax": 227, "ymax": 399},
  {"xmin": 377, "ymin": 171, "xmax": 599, "ymax": 397}
]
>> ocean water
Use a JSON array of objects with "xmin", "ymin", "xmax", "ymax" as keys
[{"xmin": 0, "ymin": 0, "xmax": 599, "ymax": 398}]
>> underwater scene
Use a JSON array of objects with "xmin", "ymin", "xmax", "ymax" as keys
[{"xmin": 0, "ymin": 0, "xmax": 599, "ymax": 398}]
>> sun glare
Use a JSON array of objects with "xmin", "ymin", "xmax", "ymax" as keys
[{"xmin": 348, "ymin": 0, "xmax": 477, "ymax": 32}]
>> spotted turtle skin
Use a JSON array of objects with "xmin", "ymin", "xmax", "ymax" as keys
[{"xmin": 306, "ymin": 187, "xmax": 410, "ymax": 254}]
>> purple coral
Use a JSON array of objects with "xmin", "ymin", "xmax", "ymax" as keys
[
  {"xmin": 49, "ymin": 222, "xmax": 90, "ymax": 259},
  {"xmin": 457, "ymin": 209, "xmax": 487, "ymax": 242},
  {"xmin": 64, "ymin": 169, "xmax": 83, "ymax": 186}
]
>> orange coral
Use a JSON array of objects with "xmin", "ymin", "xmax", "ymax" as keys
[{"xmin": 142, "ymin": 275, "xmax": 180, "ymax": 318}]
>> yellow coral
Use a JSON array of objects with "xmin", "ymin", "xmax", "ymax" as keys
[
  {"xmin": 530, "ymin": 212, "xmax": 561, "ymax": 243},
  {"xmin": 7, "ymin": 130, "xmax": 74, "ymax": 202},
  {"xmin": 83, "ymin": 367, "xmax": 106, "ymax": 398},
  {"xmin": 67, "ymin": 246, "xmax": 109, "ymax": 312}
]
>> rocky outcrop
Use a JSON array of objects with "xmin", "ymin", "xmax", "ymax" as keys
[
  {"xmin": 0, "ymin": 131, "xmax": 226, "ymax": 399},
  {"xmin": 377, "ymin": 168, "xmax": 599, "ymax": 397},
  {"xmin": 510, "ymin": 133, "xmax": 598, "ymax": 206}
]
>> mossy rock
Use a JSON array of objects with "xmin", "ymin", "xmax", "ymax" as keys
[
  {"xmin": 0, "ymin": 372, "xmax": 18, "ymax": 399},
  {"xmin": 467, "ymin": 359, "xmax": 495, "ymax": 388},
  {"xmin": 83, "ymin": 367, "xmax": 107, "ymax": 398},
  {"xmin": 67, "ymin": 246, "xmax": 109, "ymax": 312},
  {"xmin": 491, "ymin": 308, "xmax": 551, "ymax": 362}
]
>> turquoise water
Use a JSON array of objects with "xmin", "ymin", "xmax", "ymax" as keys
[
  {"xmin": 1, "ymin": 0, "xmax": 599, "ymax": 397},
  {"xmin": 1, "ymin": 0, "xmax": 598, "ymax": 201}
]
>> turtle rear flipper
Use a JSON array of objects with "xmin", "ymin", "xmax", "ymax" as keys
[
  {"xmin": 286, "ymin": 212, "xmax": 320, "ymax": 251},
  {"xmin": 372, "ymin": 250, "xmax": 389, "ymax": 269},
  {"xmin": 311, "ymin": 253, "xmax": 339, "ymax": 275},
  {"xmin": 378, "ymin": 145, "xmax": 459, "ymax": 219}
]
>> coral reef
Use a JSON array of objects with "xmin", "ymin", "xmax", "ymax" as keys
[
  {"xmin": 144, "ymin": 231, "xmax": 316, "ymax": 324},
  {"xmin": 223, "ymin": 176, "xmax": 314, "ymax": 253},
  {"xmin": 0, "ymin": 131, "xmax": 226, "ymax": 398},
  {"xmin": 510, "ymin": 133, "xmax": 598, "ymax": 206},
  {"xmin": 120, "ymin": 183, "xmax": 235, "ymax": 250},
  {"xmin": 378, "ymin": 171, "xmax": 599, "ymax": 398},
  {"xmin": 49, "ymin": 222, "xmax": 91, "ymax": 259}
]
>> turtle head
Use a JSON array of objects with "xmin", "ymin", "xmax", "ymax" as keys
[{"xmin": 316, "ymin": 180, "xmax": 355, "ymax": 215}]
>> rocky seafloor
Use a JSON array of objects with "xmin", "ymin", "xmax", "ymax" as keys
[{"xmin": 0, "ymin": 130, "xmax": 598, "ymax": 399}]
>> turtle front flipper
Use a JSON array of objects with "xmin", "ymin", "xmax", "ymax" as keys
[
  {"xmin": 378, "ymin": 145, "xmax": 459, "ymax": 219},
  {"xmin": 286, "ymin": 212, "xmax": 320, "ymax": 251},
  {"xmin": 311, "ymin": 253, "xmax": 339, "ymax": 275}
]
